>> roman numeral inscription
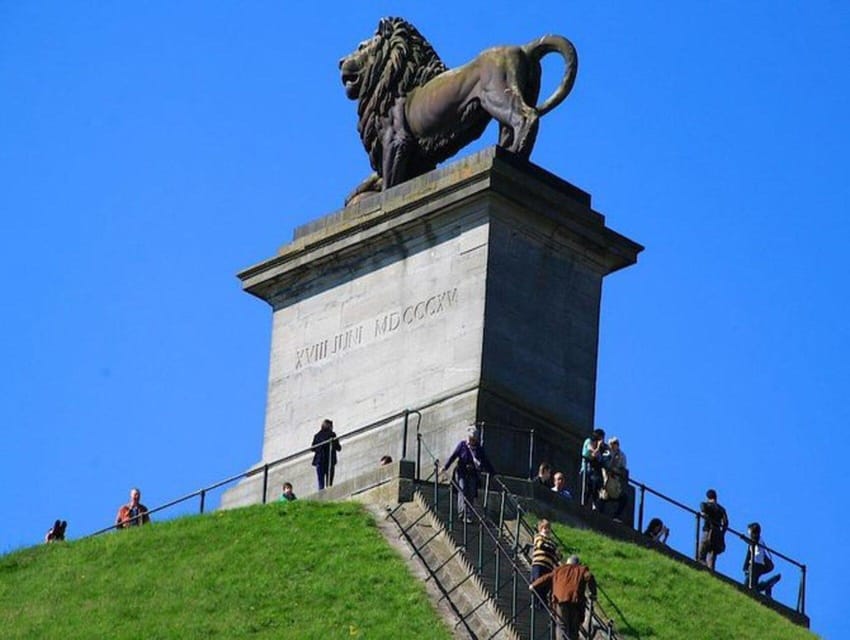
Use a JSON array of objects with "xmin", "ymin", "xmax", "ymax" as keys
[
  {"xmin": 373, "ymin": 288, "xmax": 458, "ymax": 337},
  {"xmin": 293, "ymin": 287, "xmax": 459, "ymax": 370}
]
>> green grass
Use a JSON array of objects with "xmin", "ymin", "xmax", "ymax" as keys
[
  {"xmin": 0, "ymin": 502, "xmax": 453, "ymax": 640},
  {"xmin": 547, "ymin": 520, "xmax": 817, "ymax": 640}
]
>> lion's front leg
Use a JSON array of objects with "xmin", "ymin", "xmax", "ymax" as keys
[
  {"xmin": 345, "ymin": 172, "xmax": 382, "ymax": 206},
  {"xmin": 381, "ymin": 98, "xmax": 415, "ymax": 189}
]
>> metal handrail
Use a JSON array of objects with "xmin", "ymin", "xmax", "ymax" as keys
[
  {"xmin": 488, "ymin": 474, "xmax": 621, "ymax": 638},
  {"xmin": 438, "ymin": 469, "xmax": 560, "ymax": 639},
  {"xmin": 473, "ymin": 419, "xmax": 807, "ymax": 616},
  {"xmin": 626, "ymin": 475, "xmax": 806, "ymax": 613},
  {"xmin": 86, "ymin": 400, "xmax": 451, "ymax": 537},
  {"xmin": 419, "ymin": 433, "xmax": 614, "ymax": 640},
  {"xmin": 444, "ymin": 418, "xmax": 807, "ymax": 616}
]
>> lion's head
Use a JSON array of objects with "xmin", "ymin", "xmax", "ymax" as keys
[{"xmin": 339, "ymin": 17, "xmax": 447, "ymax": 173}]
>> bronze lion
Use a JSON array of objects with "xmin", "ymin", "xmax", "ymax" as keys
[{"xmin": 339, "ymin": 17, "xmax": 578, "ymax": 204}]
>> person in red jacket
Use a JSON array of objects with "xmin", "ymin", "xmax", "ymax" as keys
[
  {"xmin": 115, "ymin": 487, "xmax": 151, "ymax": 528},
  {"xmin": 529, "ymin": 554, "xmax": 597, "ymax": 640}
]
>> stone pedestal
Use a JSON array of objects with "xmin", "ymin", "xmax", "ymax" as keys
[{"xmin": 221, "ymin": 147, "xmax": 642, "ymax": 508}]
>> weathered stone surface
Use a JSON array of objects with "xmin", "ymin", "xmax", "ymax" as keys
[{"xmin": 221, "ymin": 147, "xmax": 642, "ymax": 508}]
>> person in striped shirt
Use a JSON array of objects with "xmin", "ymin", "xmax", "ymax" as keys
[{"xmin": 530, "ymin": 519, "xmax": 561, "ymax": 608}]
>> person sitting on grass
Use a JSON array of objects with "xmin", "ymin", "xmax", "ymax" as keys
[
  {"xmin": 45, "ymin": 519, "xmax": 67, "ymax": 543},
  {"xmin": 743, "ymin": 522, "xmax": 781, "ymax": 597},
  {"xmin": 643, "ymin": 517, "xmax": 670, "ymax": 543}
]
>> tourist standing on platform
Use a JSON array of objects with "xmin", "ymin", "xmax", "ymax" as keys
[
  {"xmin": 602, "ymin": 436, "xmax": 628, "ymax": 521},
  {"xmin": 580, "ymin": 429, "xmax": 606, "ymax": 509},
  {"xmin": 442, "ymin": 426, "xmax": 495, "ymax": 523},
  {"xmin": 534, "ymin": 462, "xmax": 554, "ymax": 489},
  {"xmin": 698, "ymin": 488, "xmax": 728, "ymax": 570},
  {"xmin": 552, "ymin": 472, "xmax": 574, "ymax": 500},
  {"xmin": 311, "ymin": 419, "xmax": 341, "ymax": 490},
  {"xmin": 115, "ymin": 488, "xmax": 150, "ymax": 528}
]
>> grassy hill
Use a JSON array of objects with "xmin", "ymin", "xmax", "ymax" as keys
[
  {"xmin": 0, "ymin": 500, "xmax": 818, "ymax": 640},
  {"xmin": 547, "ymin": 520, "xmax": 817, "ymax": 640},
  {"xmin": 0, "ymin": 502, "xmax": 452, "ymax": 639}
]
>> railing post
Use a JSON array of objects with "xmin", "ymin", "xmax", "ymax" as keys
[
  {"xmin": 747, "ymin": 541, "xmax": 756, "ymax": 589},
  {"xmin": 199, "ymin": 489, "xmax": 206, "ymax": 514},
  {"xmin": 402, "ymin": 409, "xmax": 409, "ymax": 461},
  {"xmin": 513, "ymin": 511, "xmax": 521, "ymax": 554},
  {"xmin": 447, "ymin": 478, "xmax": 454, "ymax": 530},
  {"xmin": 694, "ymin": 513, "xmax": 701, "ymax": 561},
  {"xmin": 477, "ymin": 517, "xmax": 484, "ymax": 573},
  {"xmin": 433, "ymin": 460, "xmax": 440, "ymax": 510},
  {"xmin": 528, "ymin": 429, "xmax": 535, "ymax": 480},
  {"xmin": 261, "ymin": 463, "xmax": 269, "ymax": 504},
  {"xmin": 499, "ymin": 490, "xmax": 507, "ymax": 531},
  {"xmin": 416, "ymin": 431, "xmax": 422, "ymax": 482},
  {"xmin": 511, "ymin": 565, "xmax": 518, "ymax": 622},
  {"xmin": 798, "ymin": 564, "xmax": 807, "ymax": 614},
  {"xmin": 637, "ymin": 484, "xmax": 646, "ymax": 533}
]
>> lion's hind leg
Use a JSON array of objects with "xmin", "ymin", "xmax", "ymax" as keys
[
  {"xmin": 486, "ymin": 88, "xmax": 540, "ymax": 159},
  {"xmin": 513, "ymin": 111, "xmax": 539, "ymax": 158}
]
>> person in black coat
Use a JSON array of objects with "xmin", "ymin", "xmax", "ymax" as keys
[{"xmin": 311, "ymin": 418, "xmax": 341, "ymax": 490}]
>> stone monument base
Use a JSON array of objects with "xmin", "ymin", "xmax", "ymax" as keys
[{"xmin": 222, "ymin": 147, "xmax": 642, "ymax": 509}]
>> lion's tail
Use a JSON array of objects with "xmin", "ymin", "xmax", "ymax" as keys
[{"xmin": 523, "ymin": 35, "xmax": 578, "ymax": 116}]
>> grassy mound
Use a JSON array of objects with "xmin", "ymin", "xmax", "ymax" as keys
[
  {"xmin": 549, "ymin": 521, "xmax": 816, "ymax": 640},
  {"xmin": 0, "ymin": 502, "xmax": 452, "ymax": 639}
]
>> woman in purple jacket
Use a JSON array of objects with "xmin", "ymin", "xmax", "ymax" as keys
[{"xmin": 442, "ymin": 426, "xmax": 495, "ymax": 522}]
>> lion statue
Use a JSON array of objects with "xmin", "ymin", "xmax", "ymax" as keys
[{"xmin": 339, "ymin": 17, "xmax": 578, "ymax": 204}]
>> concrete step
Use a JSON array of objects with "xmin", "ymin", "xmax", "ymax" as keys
[{"xmin": 374, "ymin": 498, "xmax": 520, "ymax": 640}]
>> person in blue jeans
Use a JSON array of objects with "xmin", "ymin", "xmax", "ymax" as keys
[{"xmin": 442, "ymin": 426, "xmax": 495, "ymax": 523}]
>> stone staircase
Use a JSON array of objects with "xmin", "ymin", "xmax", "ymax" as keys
[
  {"xmin": 382, "ymin": 480, "xmax": 620, "ymax": 639},
  {"xmin": 381, "ymin": 494, "xmax": 520, "ymax": 640},
  {"xmin": 417, "ymin": 484, "xmax": 555, "ymax": 640}
]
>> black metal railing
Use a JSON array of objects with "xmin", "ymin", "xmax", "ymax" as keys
[
  {"xmin": 416, "ymin": 435, "xmax": 613, "ymax": 640},
  {"xmin": 84, "ymin": 409, "xmax": 807, "ymax": 620},
  {"xmin": 628, "ymin": 476, "xmax": 807, "ymax": 615},
  {"xmin": 474, "ymin": 421, "xmax": 806, "ymax": 616},
  {"xmin": 87, "ymin": 406, "xmax": 431, "ymax": 536},
  {"xmin": 421, "ymin": 460, "xmax": 559, "ymax": 638},
  {"xmin": 487, "ymin": 474, "xmax": 621, "ymax": 639}
]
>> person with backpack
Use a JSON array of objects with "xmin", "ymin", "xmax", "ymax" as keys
[{"xmin": 743, "ymin": 522, "xmax": 781, "ymax": 597}]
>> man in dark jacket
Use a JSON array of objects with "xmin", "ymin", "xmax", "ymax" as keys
[
  {"xmin": 698, "ymin": 488, "xmax": 728, "ymax": 570},
  {"xmin": 311, "ymin": 419, "xmax": 341, "ymax": 490},
  {"xmin": 529, "ymin": 555, "xmax": 597, "ymax": 640}
]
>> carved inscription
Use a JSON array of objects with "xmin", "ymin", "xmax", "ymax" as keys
[
  {"xmin": 295, "ymin": 325, "xmax": 364, "ymax": 369},
  {"xmin": 293, "ymin": 288, "xmax": 459, "ymax": 370},
  {"xmin": 374, "ymin": 288, "xmax": 458, "ymax": 337}
]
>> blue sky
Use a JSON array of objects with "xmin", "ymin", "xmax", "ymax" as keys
[{"xmin": 1, "ymin": 2, "xmax": 847, "ymax": 636}]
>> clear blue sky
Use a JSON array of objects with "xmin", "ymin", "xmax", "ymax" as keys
[{"xmin": 2, "ymin": 3, "xmax": 847, "ymax": 636}]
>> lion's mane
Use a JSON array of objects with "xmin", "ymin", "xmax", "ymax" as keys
[{"xmin": 355, "ymin": 17, "xmax": 465, "ymax": 173}]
